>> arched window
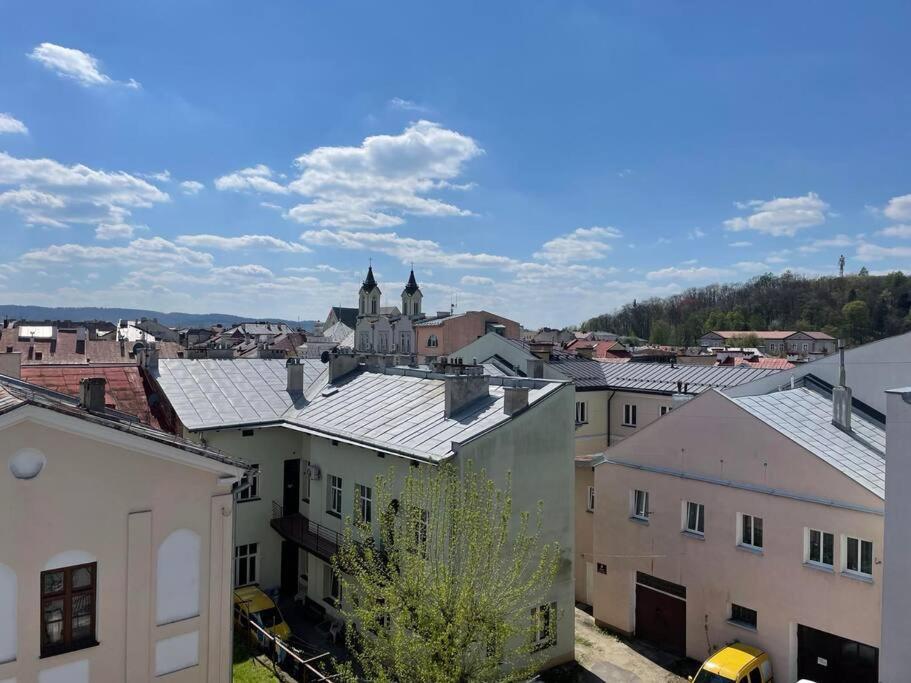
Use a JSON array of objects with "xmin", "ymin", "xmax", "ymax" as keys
[
  {"xmin": 156, "ymin": 529, "xmax": 201, "ymax": 625},
  {"xmin": 0, "ymin": 562, "xmax": 15, "ymax": 664},
  {"xmin": 371, "ymin": 298, "xmax": 377, "ymax": 315},
  {"xmin": 427, "ymin": 334, "xmax": 438, "ymax": 348}
]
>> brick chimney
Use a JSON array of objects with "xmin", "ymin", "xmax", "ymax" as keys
[
  {"xmin": 503, "ymin": 386, "xmax": 529, "ymax": 416},
  {"xmin": 79, "ymin": 377, "xmax": 107, "ymax": 412},
  {"xmin": 286, "ymin": 357, "xmax": 305, "ymax": 393},
  {"xmin": 328, "ymin": 349, "xmax": 360, "ymax": 383},
  {"xmin": 832, "ymin": 339, "xmax": 852, "ymax": 432},
  {"xmin": 575, "ymin": 344, "xmax": 595, "ymax": 360},
  {"xmin": 0, "ymin": 351, "xmax": 21, "ymax": 379},
  {"xmin": 441, "ymin": 362, "xmax": 489, "ymax": 418},
  {"xmin": 529, "ymin": 341, "xmax": 553, "ymax": 360}
]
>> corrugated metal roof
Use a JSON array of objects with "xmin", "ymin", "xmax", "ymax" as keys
[
  {"xmin": 730, "ymin": 388, "xmax": 885, "ymax": 498},
  {"xmin": 554, "ymin": 358, "xmax": 782, "ymax": 391},
  {"xmin": 153, "ymin": 359, "xmax": 327, "ymax": 430},
  {"xmin": 152, "ymin": 358, "xmax": 565, "ymax": 460}
]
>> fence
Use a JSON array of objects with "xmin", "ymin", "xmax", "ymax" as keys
[{"xmin": 234, "ymin": 602, "xmax": 339, "ymax": 682}]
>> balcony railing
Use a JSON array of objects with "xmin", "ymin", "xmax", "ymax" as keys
[{"xmin": 270, "ymin": 501, "xmax": 341, "ymax": 561}]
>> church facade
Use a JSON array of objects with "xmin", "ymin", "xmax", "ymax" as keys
[{"xmin": 354, "ymin": 266, "xmax": 425, "ymax": 353}]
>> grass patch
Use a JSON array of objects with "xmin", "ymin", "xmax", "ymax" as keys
[
  {"xmin": 233, "ymin": 633, "xmax": 280, "ymax": 682},
  {"xmin": 575, "ymin": 634, "xmax": 594, "ymax": 648}
]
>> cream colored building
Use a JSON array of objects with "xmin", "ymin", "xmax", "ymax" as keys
[
  {"xmin": 592, "ymin": 386, "xmax": 884, "ymax": 682},
  {"xmin": 150, "ymin": 352, "xmax": 577, "ymax": 674},
  {"xmin": 0, "ymin": 374, "xmax": 248, "ymax": 683}
]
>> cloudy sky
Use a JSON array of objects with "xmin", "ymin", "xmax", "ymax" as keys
[{"xmin": 1, "ymin": 2, "xmax": 910, "ymax": 327}]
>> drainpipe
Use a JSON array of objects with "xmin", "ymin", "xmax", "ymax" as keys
[{"xmin": 606, "ymin": 390, "xmax": 616, "ymax": 449}]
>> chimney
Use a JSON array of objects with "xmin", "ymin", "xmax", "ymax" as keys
[
  {"xmin": 328, "ymin": 349, "xmax": 360, "ymax": 383},
  {"xmin": 525, "ymin": 358, "xmax": 545, "ymax": 379},
  {"xmin": 443, "ymin": 364, "xmax": 489, "ymax": 418},
  {"xmin": 832, "ymin": 339, "xmax": 852, "ymax": 432},
  {"xmin": 575, "ymin": 345, "xmax": 594, "ymax": 360},
  {"xmin": 119, "ymin": 338, "xmax": 126, "ymax": 357},
  {"xmin": 140, "ymin": 342, "xmax": 159, "ymax": 370},
  {"xmin": 79, "ymin": 377, "xmax": 107, "ymax": 412},
  {"xmin": 503, "ymin": 385, "xmax": 529, "ymax": 416},
  {"xmin": 287, "ymin": 357, "xmax": 305, "ymax": 392},
  {"xmin": 529, "ymin": 341, "xmax": 554, "ymax": 360},
  {"xmin": 0, "ymin": 351, "xmax": 21, "ymax": 379}
]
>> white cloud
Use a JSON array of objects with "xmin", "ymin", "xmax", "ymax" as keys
[
  {"xmin": 28, "ymin": 43, "xmax": 139, "ymax": 89},
  {"xmin": 724, "ymin": 192, "xmax": 829, "ymax": 236},
  {"xmin": 797, "ymin": 234, "xmax": 856, "ymax": 253},
  {"xmin": 876, "ymin": 224, "xmax": 911, "ymax": 239},
  {"xmin": 729, "ymin": 241, "xmax": 752, "ymax": 248},
  {"xmin": 646, "ymin": 265, "xmax": 734, "ymax": 281},
  {"xmin": 216, "ymin": 264, "xmax": 275, "ymax": 278},
  {"xmin": 0, "ymin": 113, "xmax": 28, "ymax": 135},
  {"xmin": 856, "ymin": 242, "xmax": 911, "ymax": 261},
  {"xmin": 388, "ymin": 97, "xmax": 429, "ymax": 113},
  {"xmin": 617, "ymin": 168, "xmax": 633, "ymax": 178},
  {"xmin": 175, "ymin": 234, "xmax": 311, "ymax": 253},
  {"xmin": 180, "ymin": 180, "xmax": 204, "ymax": 195},
  {"xmin": 460, "ymin": 275, "xmax": 495, "ymax": 286},
  {"xmin": 214, "ymin": 164, "xmax": 289, "ymax": 194},
  {"xmin": 286, "ymin": 121, "xmax": 483, "ymax": 228},
  {"xmin": 301, "ymin": 229, "xmax": 513, "ymax": 268},
  {"xmin": 95, "ymin": 221, "xmax": 136, "ymax": 240},
  {"xmin": 688, "ymin": 228, "xmax": 706, "ymax": 240},
  {"xmin": 884, "ymin": 194, "xmax": 911, "ymax": 221},
  {"xmin": 140, "ymin": 170, "xmax": 171, "ymax": 182},
  {"xmin": 533, "ymin": 226, "xmax": 622, "ymax": 264},
  {"xmin": 21, "ymin": 237, "xmax": 213, "ymax": 268}
]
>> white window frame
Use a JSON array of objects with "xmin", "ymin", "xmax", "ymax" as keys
[
  {"xmin": 737, "ymin": 512, "xmax": 763, "ymax": 551},
  {"xmin": 623, "ymin": 403, "xmax": 637, "ymax": 427},
  {"xmin": 586, "ymin": 486, "xmax": 595, "ymax": 512},
  {"xmin": 327, "ymin": 474, "xmax": 343, "ymax": 516},
  {"xmin": 842, "ymin": 535, "xmax": 874, "ymax": 578},
  {"xmin": 575, "ymin": 400, "xmax": 588, "ymax": 425},
  {"xmin": 427, "ymin": 334, "xmax": 438, "ymax": 348},
  {"xmin": 530, "ymin": 602, "xmax": 557, "ymax": 649},
  {"xmin": 805, "ymin": 528, "xmax": 834, "ymax": 569},
  {"xmin": 683, "ymin": 500, "xmax": 704, "ymax": 535},
  {"xmin": 632, "ymin": 489, "xmax": 649, "ymax": 521},
  {"xmin": 234, "ymin": 543, "xmax": 258, "ymax": 587},
  {"xmin": 237, "ymin": 464, "xmax": 259, "ymax": 501},
  {"xmin": 356, "ymin": 483, "xmax": 372, "ymax": 524},
  {"xmin": 659, "ymin": 405, "xmax": 671, "ymax": 417}
]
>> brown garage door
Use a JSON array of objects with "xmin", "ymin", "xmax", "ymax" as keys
[{"xmin": 635, "ymin": 572, "xmax": 686, "ymax": 656}]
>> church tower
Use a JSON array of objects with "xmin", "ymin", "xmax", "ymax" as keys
[
  {"xmin": 401, "ymin": 268, "xmax": 422, "ymax": 318},
  {"xmin": 359, "ymin": 265, "xmax": 381, "ymax": 317}
]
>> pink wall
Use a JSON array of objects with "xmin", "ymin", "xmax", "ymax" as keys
[{"xmin": 415, "ymin": 311, "xmax": 520, "ymax": 357}]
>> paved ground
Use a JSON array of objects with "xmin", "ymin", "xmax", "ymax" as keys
[{"xmin": 539, "ymin": 607, "xmax": 697, "ymax": 682}]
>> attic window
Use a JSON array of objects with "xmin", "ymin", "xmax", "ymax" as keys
[
  {"xmin": 242, "ymin": 429, "xmax": 254, "ymax": 437},
  {"xmin": 34, "ymin": 352, "xmax": 42, "ymax": 360}
]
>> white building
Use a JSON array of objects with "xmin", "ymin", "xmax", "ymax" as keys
[
  {"xmin": 354, "ymin": 266, "xmax": 423, "ymax": 354},
  {"xmin": 149, "ymin": 352, "xmax": 577, "ymax": 673}
]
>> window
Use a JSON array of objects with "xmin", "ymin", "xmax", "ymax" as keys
[
  {"xmin": 371, "ymin": 299, "xmax": 377, "ymax": 315},
  {"xmin": 356, "ymin": 484, "xmax": 372, "ymax": 524},
  {"xmin": 234, "ymin": 544, "xmax": 257, "ymax": 587},
  {"xmin": 586, "ymin": 486, "xmax": 595, "ymax": 512},
  {"xmin": 530, "ymin": 602, "xmax": 557, "ymax": 650},
  {"xmin": 632, "ymin": 490, "xmax": 649, "ymax": 520},
  {"xmin": 659, "ymin": 405, "xmax": 671, "ymax": 416},
  {"xmin": 844, "ymin": 536, "xmax": 873, "ymax": 577},
  {"xmin": 302, "ymin": 460, "xmax": 310, "ymax": 503},
  {"xmin": 40, "ymin": 562, "xmax": 97, "ymax": 656},
  {"xmin": 327, "ymin": 475, "xmax": 343, "ymax": 517},
  {"xmin": 729, "ymin": 603, "xmax": 757, "ymax": 630},
  {"xmin": 623, "ymin": 403, "xmax": 637, "ymax": 427},
  {"xmin": 802, "ymin": 342, "xmax": 809, "ymax": 352},
  {"xmin": 427, "ymin": 334, "xmax": 439, "ymax": 348},
  {"xmin": 738, "ymin": 513, "xmax": 763, "ymax": 550},
  {"xmin": 575, "ymin": 400, "xmax": 588, "ymax": 424},
  {"xmin": 749, "ymin": 668, "xmax": 762, "ymax": 683},
  {"xmin": 807, "ymin": 528, "xmax": 834, "ymax": 568},
  {"xmin": 359, "ymin": 332, "xmax": 370, "ymax": 350},
  {"xmin": 324, "ymin": 567, "xmax": 341, "ymax": 607},
  {"xmin": 237, "ymin": 464, "xmax": 259, "ymax": 501},
  {"xmin": 684, "ymin": 501, "xmax": 704, "ymax": 535}
]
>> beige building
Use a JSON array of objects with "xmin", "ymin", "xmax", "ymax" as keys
[
  {"xmin": 591, "ymin": 385, "xmax": 884, "ymax": 683},
  {"xmin": 149, "ymin": 352, "xmax": 577, "ymax": 674},
  {"xmin": 0, "ymin": 374, "xmax": 248, "ymax": 683}
]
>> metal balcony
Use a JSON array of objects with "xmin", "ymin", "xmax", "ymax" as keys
[{"xmin": 270, "ymin": 501, "xmax": 340, "ymax": 562}]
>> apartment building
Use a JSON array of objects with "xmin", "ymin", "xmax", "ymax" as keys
[
  {"xmin": 0, "ymin": 374, "xmax": 247, "ymax": 683},
  {"xmin": 699, "ymin": 330, "xmax": 837, "ymax": 358},
  {"xmin": 414, "ymin": 311, "xmax": 520, "ymax": 359},
  {"xmin": 149, "ymin": 352, "xmax": 577, "ymax": 673},
  {"xmin": 591, "ymin": 381, "xmax": 884, "ymax": 683}
]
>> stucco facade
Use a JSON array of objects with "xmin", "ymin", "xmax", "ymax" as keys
[
  {"xmin": 0, "ymin": 404, "xmax": 243, "ymax": 683},
  {"xmin": 592, "ymin": 390, "xmax": 883, "ymax": 682},
  {"xmin": 415, "ymin": 311, "xmax": 521, "ymax": 359}
]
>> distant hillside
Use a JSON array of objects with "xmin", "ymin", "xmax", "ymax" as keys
[
  {"xmin": 582, "ymin": 271, "xmax": 911, "ymax": 347},
  {"xmin": 0, "ymin": 304, "xmax": 317, "ymax": 331}
]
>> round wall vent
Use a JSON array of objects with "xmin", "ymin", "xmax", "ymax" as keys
[{"xmin": 9, "ymin": 448, "xmax": 47, "ymax": 480}]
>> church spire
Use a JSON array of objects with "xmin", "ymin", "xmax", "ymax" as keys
[
  {"xmin": 404, "ymin": 267, "xmax": 419, "ymax": 295},
  {"xmin": 362, "ymin": 264, "xmax": 378, "ymax": 293}
]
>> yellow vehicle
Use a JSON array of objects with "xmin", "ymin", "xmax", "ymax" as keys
[
  {"xmin": 691, "ymin": 643, "xmax": 774, "ymax": 683},
  {"xmin": 233, "ymin": 586, "xmax": 292, "ymax": 644}
]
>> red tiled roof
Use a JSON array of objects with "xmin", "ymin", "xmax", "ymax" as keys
[
  {"xmin": 0, "ymin": 328, "xmax": 184, "ymax": 365},
  {"xmin": 19, "ymin": 364, "xmax": 159, "ymax": 427},
  {"xmin": 724, "ymin": 357, "xmax": 795, "ymax": 370}
]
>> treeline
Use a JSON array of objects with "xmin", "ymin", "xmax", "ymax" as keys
[{"xmin": 581, "ymin": 271, "xmax": 911, "ymax": 347}]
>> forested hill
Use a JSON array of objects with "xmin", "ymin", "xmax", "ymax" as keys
[{"xmin": 582, "ymin": 271, "xmax": 911, "ymax": 346}]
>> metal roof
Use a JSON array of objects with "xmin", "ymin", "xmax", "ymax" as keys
[
  {"xmin": 730, "ymin": 388, "xmax": 885, "ymax": 498},
  {"xmin": 153, "ymin": 359, "xmax": 327, "ymax": 430},
  {"xmin": 151, "ymin": 358, "xmax": 565, "ymax": 460},
  {"xmin": 0, "ymin": 374, "xmax": 247, "ymax": 472}
]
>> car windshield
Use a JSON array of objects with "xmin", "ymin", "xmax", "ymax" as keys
[
  {"xmin": 693, "ymin": 672, "xmax": 736, "ymax": 683},
  {"xmin": 254, "ymin": 607, "xmax": 283, "ymax": 628}
]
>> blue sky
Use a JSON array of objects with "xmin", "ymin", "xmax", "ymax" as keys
[{"xmin": 1, "ymin": 1, "xmax": 910, "ymax": 327}]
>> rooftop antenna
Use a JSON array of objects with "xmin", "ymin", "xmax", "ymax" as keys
[{"xmin": 838, "ymin": 338, "xmax": 846, "ymax": 386}]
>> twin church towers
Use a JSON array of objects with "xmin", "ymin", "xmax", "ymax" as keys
[{"xmin": 355, "ymin": 265, "xmax": 424, "ymax": 353}]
